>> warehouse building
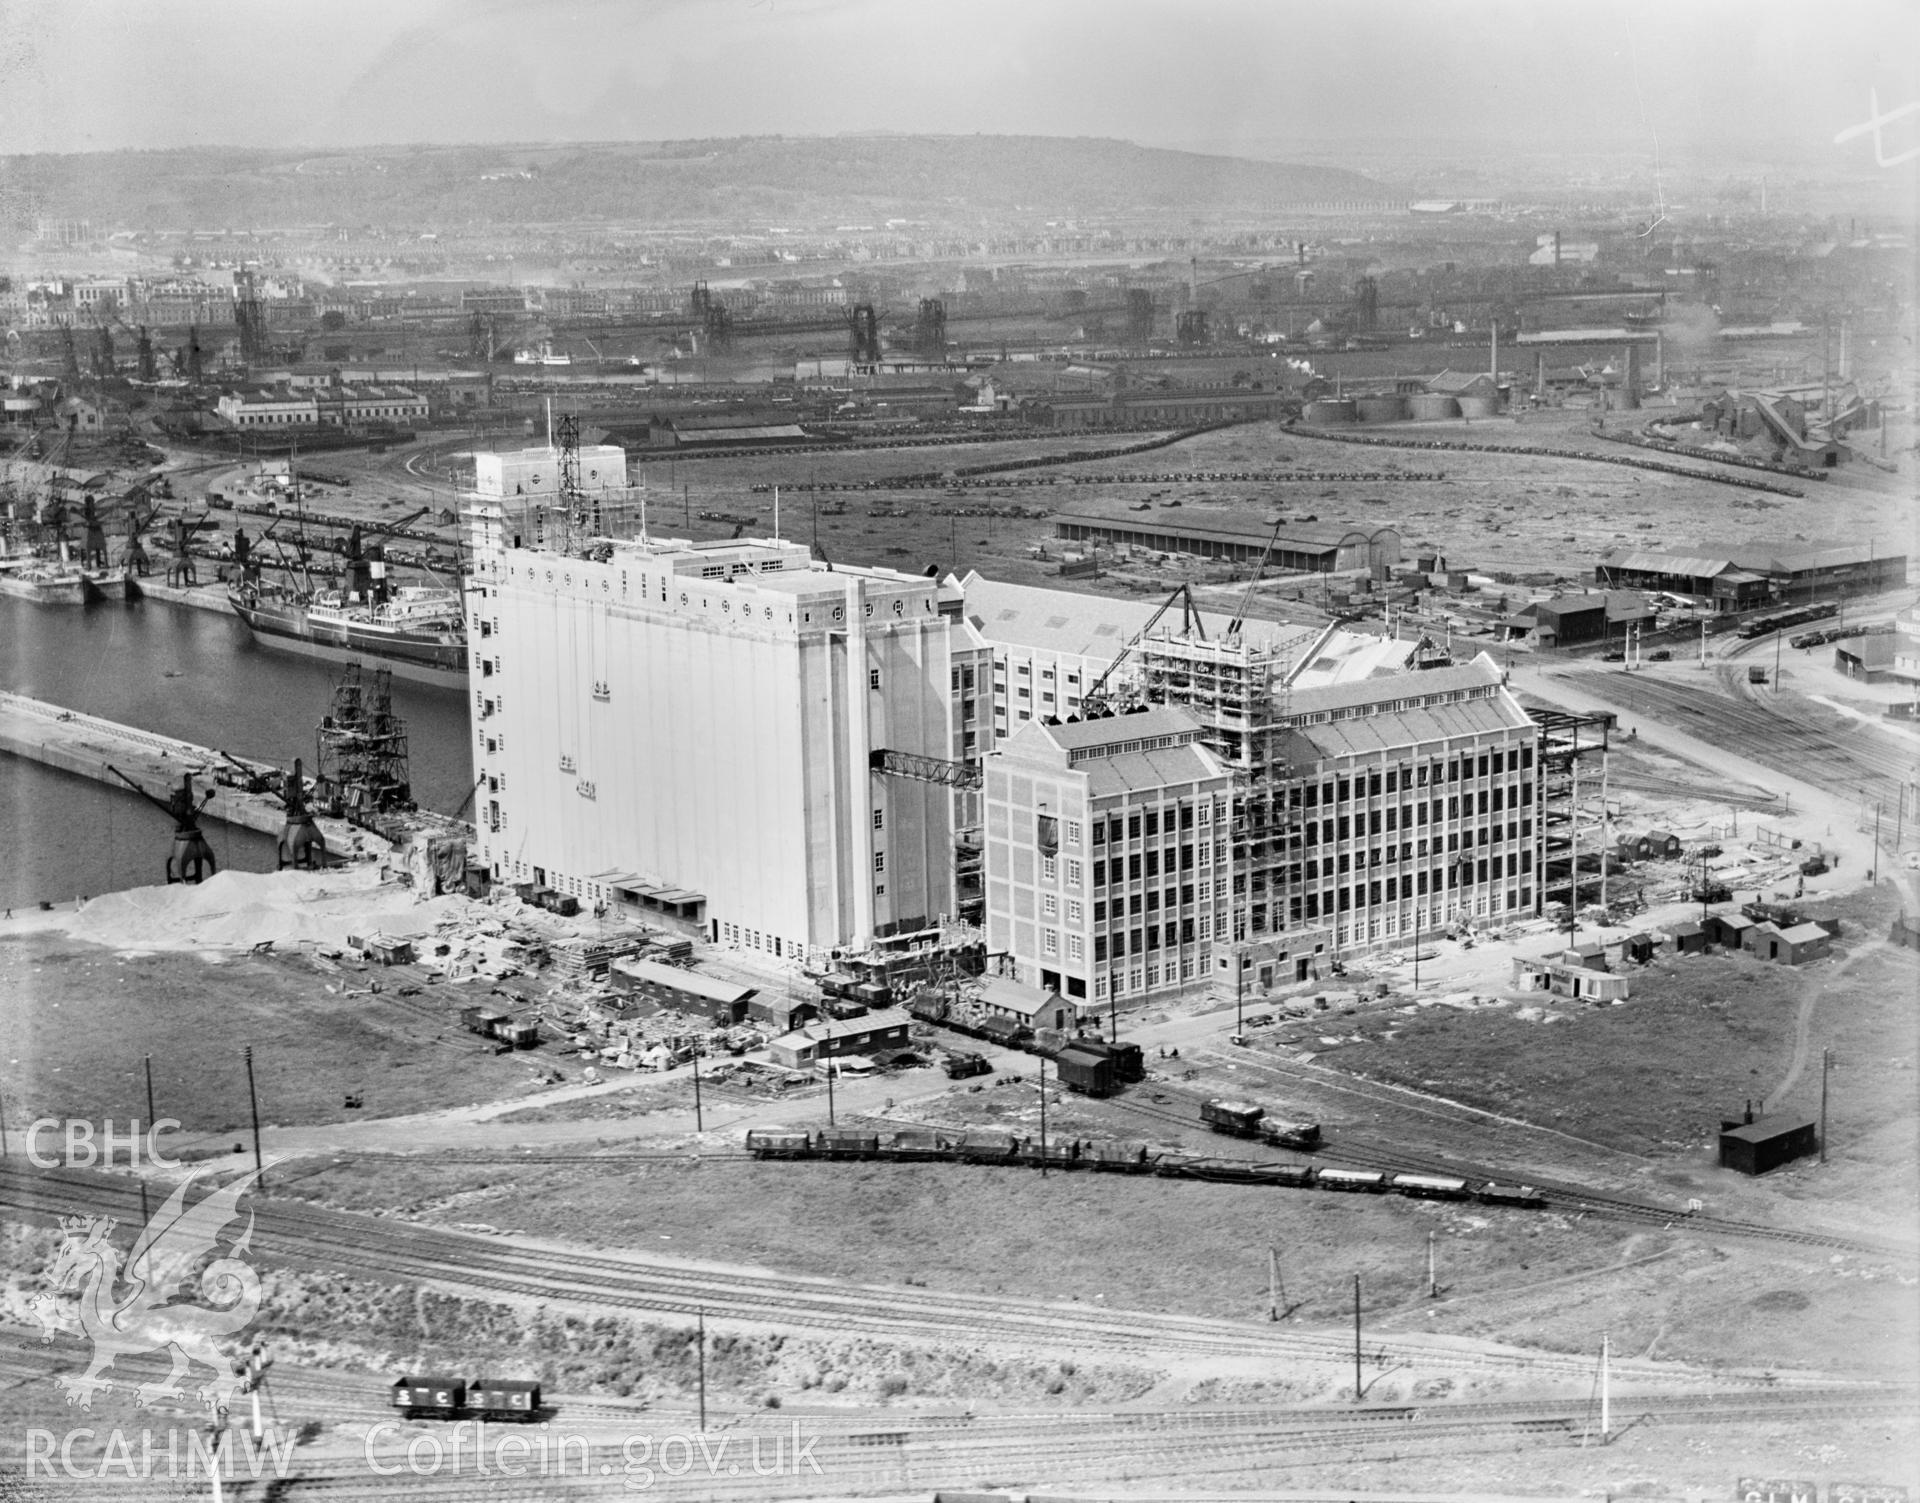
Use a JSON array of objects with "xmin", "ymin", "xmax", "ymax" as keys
[
  {"xmin": 1595, "ymin": 542, "xmax": 1906, "ymax": 610},
  {"xmin": 1053, "ymin": 513, "xmax": 1400, "ymax": 574},
  {"xmin": 465, "ymin": 500, "xmax": 958, "ymax": 963}
]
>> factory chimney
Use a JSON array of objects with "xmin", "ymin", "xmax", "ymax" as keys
[
  {"xmin": 1535, "ymin": 351, "xmax": 1547, "ymax": 400},
  {"xmin": 1655, "ymin": 331, "xmax": 1665, "ymax": 392},
  {"xmin": 1619, "ymin": 345, "xmax": 1639, "ymax": 411}
]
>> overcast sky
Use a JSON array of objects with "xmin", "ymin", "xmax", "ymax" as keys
[{"xmin": 0, "ymin": 0, "xmax": 1914, "ymax": 169}]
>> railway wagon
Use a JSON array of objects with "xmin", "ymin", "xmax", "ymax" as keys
[
  {"xmin": 884, "ymin": 1129, "xmax": 954, "ymax": 1160},
  {"xmin": 1083, "ymin": 1141, "xmax": 1156, "ymax": 1171},
  {"xmin": 956, "ymin": 1132, "xmax": 1022, "ymax": 1163},
  {"xmin": 392, "ymin": 1376, "xmax": 466, "ymax": 1420},
  {"xmin": 1200, "ymin": 1099, "xmax": 1266, "ymax": 1137},
  {"xmin": 1476, "ymin": 1182, "xmax": 1547, "ymax": 1208},
  {"xmin": 744, "ymin": 1127, "xmax": 811, "ymax": 1158},
  {"xmin": 469, "ymin": 1378, "xmax": 542, "ymax": 1423},
  {"xmin": 813, "ymin": 1129, "xmax": 880, "ymax": 1160},
  {"xmin": 1389, "ymin": 1172, "xmax": 1471, "ymax": 1201},
  {"xmin": 1262, "ymin": 1118, "xmax": 1322, "ymax": 1151},
  {"xmin": 1316, "ymin": 1168, "xmax": 1388, "ymax": 1193}
]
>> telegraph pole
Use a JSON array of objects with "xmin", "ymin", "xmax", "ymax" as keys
[
  {"xmin": 1352, "ymin": 1275, "xmax": 1363, "ymax": 1402},
  {"xmin": 825, "ymin": 1052, "xmax": 835, "ymax": 1126},
  {"xmin": 1428, "ymin": 1230, "xmax": 1438, "ymax": 1299},
  {"xmin": 242, "ymin": 1046, "xmax": 264, "ymax": 1191},
  {"xmin": 1820, "ymin": 1047, "xmax": 1831, "ymax": 1163},
  {"xmin": 691, "ymin": 1047, "xmax": 703, "ymax": 1134},
  {"xmin": 1038, "ymin": 1057, "xmax": 1049, "ymax": 1179},
  {"xmin": 144, "ymin": 1053, "xmax": 157, "ymax": 1132},
  {"xmin": 1268, "ymin": 1246, "xmax": 1281, "ymax": 1321},
  {"xmin": 696, "ymin": 1307, "xmax": 707, "ymax": 1432},
  {"xmin": 1774, "ymin": 627, "xmax": 1782, "ymax": 693},
  {"xmin": 1873, "ymin": 803, "xmax": 1882, "ymax": 883}
]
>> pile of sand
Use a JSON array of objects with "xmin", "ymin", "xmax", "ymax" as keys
[{"xmin": 10, "ymin": 867, "xmax": 468, "ymax": 953}]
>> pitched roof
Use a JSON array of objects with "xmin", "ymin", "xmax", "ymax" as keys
[{"xmin": 958, "ymin": 573, "xmax": 1316, "ymax": 661}]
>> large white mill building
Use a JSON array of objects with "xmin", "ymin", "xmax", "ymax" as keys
[{"xmin": 465, "ymin": 446, "xmax": 958, "ymax": 965}]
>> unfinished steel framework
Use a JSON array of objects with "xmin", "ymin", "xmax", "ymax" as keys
[
  {"xmin": 1532, "ymin": 708, "xmax": 1612, "ymax": 916},
  {"xmin": 316, "ymin": 662, "xmax": 414, "ymax": 816},
  {"xmin": 1135, "ymin": 632, "xmax": 1301, "ymax": 950}
]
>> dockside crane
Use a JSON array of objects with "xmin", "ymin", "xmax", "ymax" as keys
[{"xmin": 105, "ymin": 767, "xmax": 218, "ymax": 884}]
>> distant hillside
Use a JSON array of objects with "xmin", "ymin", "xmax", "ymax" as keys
[{"xmin": 0, "ymin": 136, "xmax": 1386, "ymax": 232}]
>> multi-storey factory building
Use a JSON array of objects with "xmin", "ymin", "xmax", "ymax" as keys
[
  {"xmin": 984, "ymin": 706, "xmax": 1234, "ymax": 1005},
  {"xmin": 468, "ymin": 468, "xmax": 956, "ymax": 962}
]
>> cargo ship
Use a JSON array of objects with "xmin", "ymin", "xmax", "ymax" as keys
[
  {"xmin": 227, "ymin": 576, "xmax": 468, "ymax": 690},
  {"xmin": 0, "ymin": 555, "xmax": 89, "ymax": 605}
]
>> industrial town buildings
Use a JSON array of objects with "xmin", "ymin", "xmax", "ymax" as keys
[{"xmin": 473, "ymin": 462, "xmax": 1554, "ymax": 997}]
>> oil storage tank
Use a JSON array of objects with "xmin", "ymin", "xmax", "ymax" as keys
[
  {"xmin": 1355, "ymin": 394, "xmax": 1409, "ymax": 423},
  {"xmin": 1303, "ymin": 397, "xmax": 1356, "ymax": 424},
  {"xmin": 1407, "ymin": 393, "xmax": 1459, "ymax": 420},
  {"xmin": 1456, "ymin": 393, "xmax": 1500, "ymax": 418}
]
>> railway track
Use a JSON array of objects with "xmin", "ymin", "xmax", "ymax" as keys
[
  {"xmin": 8, "ymin": 1385, "xmax": 1912, "ymax": 1502},
  {"xmin": 1098, "ymin": 1082, "xmax": 1916, "ymax": 1261},
  {"xmin": 0, "ymin": 1166, "xmax": 1776, "ymax": 1386},
  {"xmin": 1569, "ymin": 670, "xmax": 1916, "ymax": 807}
]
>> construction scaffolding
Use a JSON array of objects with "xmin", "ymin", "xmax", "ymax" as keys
[
  {"xmin": 1135, "ymin": 632, "xmax": 1302, "ymax": 949},
  {"xmin": 315, "ymin": 663, "xmax": 414, "ymax": 817},
  {"xmin": 1531, "ymin": 708, "xmax": 1612, "ymax": 914}
]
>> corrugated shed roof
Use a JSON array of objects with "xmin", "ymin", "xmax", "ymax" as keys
[
  {"xmin": 1051, "ymin": 511, "xmax": 1388, "ymax": 550},
  {"xmin": 1598, "ymin": 549, "xmax": 1739, "ymax": 578}
]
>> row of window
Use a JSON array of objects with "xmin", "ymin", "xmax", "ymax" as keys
[
  {"xmin": 1301, "ymin": 789, "xmax": 1532, "ymax": 844},
  {"xmin": 1090, "ymin": 805, "xmax": 1213, "ymax": 843},
  {"xmin": 1092, "ymin": 917, "xmax": 1212, "ymax": 960},
  {"xmin": 720, "ymin": 921, "xmax": 790, "ymax": 958},
  {"xmin": 1296, "ymin": 748, "xmax": 1534, "ymax": 806}
]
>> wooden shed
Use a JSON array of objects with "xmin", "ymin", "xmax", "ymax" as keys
[
  {"xmin": 1663, "ymin": 920, "xmax": 1709, "ymax": 954},
  {"xmin": 1718, "ymin": 1115, "xmax": 1818, "ymax": 1176}
]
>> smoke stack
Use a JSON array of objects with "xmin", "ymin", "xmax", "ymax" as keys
[
  {"xmin": 1619, "ymin": 345, "xmax": 1639, "ymax": 411},
  {"xmin": 1189, "ymin": 256, "xmax": 1198, "ymax": 300},
  {"xmin": 1655, "ymin": 331, "xmax": 1665, "ymax": 391},
  {"xmin": 1535, "ymin": 350, "xmax": 1547, "ymax": 398}
]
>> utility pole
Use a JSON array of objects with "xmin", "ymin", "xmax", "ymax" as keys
[
  {"xmin": 1412, "ymin": 896, "xmax": 1422, "ymax": 992},
  {"xmin": 1235, "ymin": 947, "xmax": 1245, "ymax": 1039},
  {"xmin": 242, "ymin": 1046, "xmax": 264, "ymax": 1191},
  {"xmin": 1774, "ymin": 627, "xmax": 1782, "ymax": 693},
  {"xmin": 1820, "ymin": 1047, "xmax": 1831, "ymax": 1163},
  {"xmin": 1600, "ymin": 1332, "xmax": 1611, "ymax": 1442},
  {"xmin": 825, "ymin": 1052, "xmax": 835, "ymax": 1125},
  {"xmin": 1352, "ymin": 1275, "xmax": 1363, "ymax": 1402},
  {"xmin": 696, "ymin": 1307, "xmax": 707, "ymax": 1432},
  {"xmin": 1428, "ymin": 1230, "xmax": 1438, "ymax": 1299},
  {"xmin": 144, "ymin": 1053, "xmax": 156, "ymax": 1131},
  {"xmin": 1038, "ymin": 1057, "xmax": 1048, "ymax": 1179},
  {"xmin": 692, "ymin": 1047, "xmax": 703, "ymax": 1134},
  {"xmin": 1268, "ymin": 1246, "xmax": 1281, "ymax": 1321},
  {"xmin": 1873, "ymin": 803, "xmax": 1882, "ymax": 883}
]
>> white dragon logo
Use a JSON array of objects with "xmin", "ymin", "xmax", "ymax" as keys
[{"xmin": 31, "ymin": 1167, "xmax": 266, "ymax": 1417}]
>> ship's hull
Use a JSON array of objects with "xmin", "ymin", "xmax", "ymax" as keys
[
  {"xmin": 81, "ymin": 572, "xmax": 130, "ymax": 603},
  {"xmin": 228, "ymin": 592, "xmax": 469, "ymax": 691},
  {"xmin": 0, "ymin": 570, "xmax": 88, "ymax": 605}
]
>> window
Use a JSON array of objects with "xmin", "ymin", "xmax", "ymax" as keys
[
  {"xmin": 1067, "ymin": 899, "xmax": 1083, "ymax": 924},
  {"xmin": 868, "ymin": 668, "xmax": 881, "ymax": 690},
  {"xmin": 1065, "ymin": 859, "xmax": 1082, "ymax": 885},
  {"xmin": 872, "ymin": 809, "xmax": 884, "ymax": 830},
  {"xmin": 1043, "ymin": 929, "xmax": 1059, "ymax": 957},
  {"xmin": 1042, "ymin": 855, "xmax": 1057, "ymax": 882},
  {"xmin": 1067, "ymin": 934, "xmax": 1084, "ymax": 961},
  {"xmin": 1042, "ymin": 893, "xmax": 1058, "ymax": 919},
  {"xmin": 1064, "ymin": 820, "xmax": 1083, "ymax": 847},
  {"xmin": 873, "ymin": 852, "xmax": 886, "ymax": 873}
]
